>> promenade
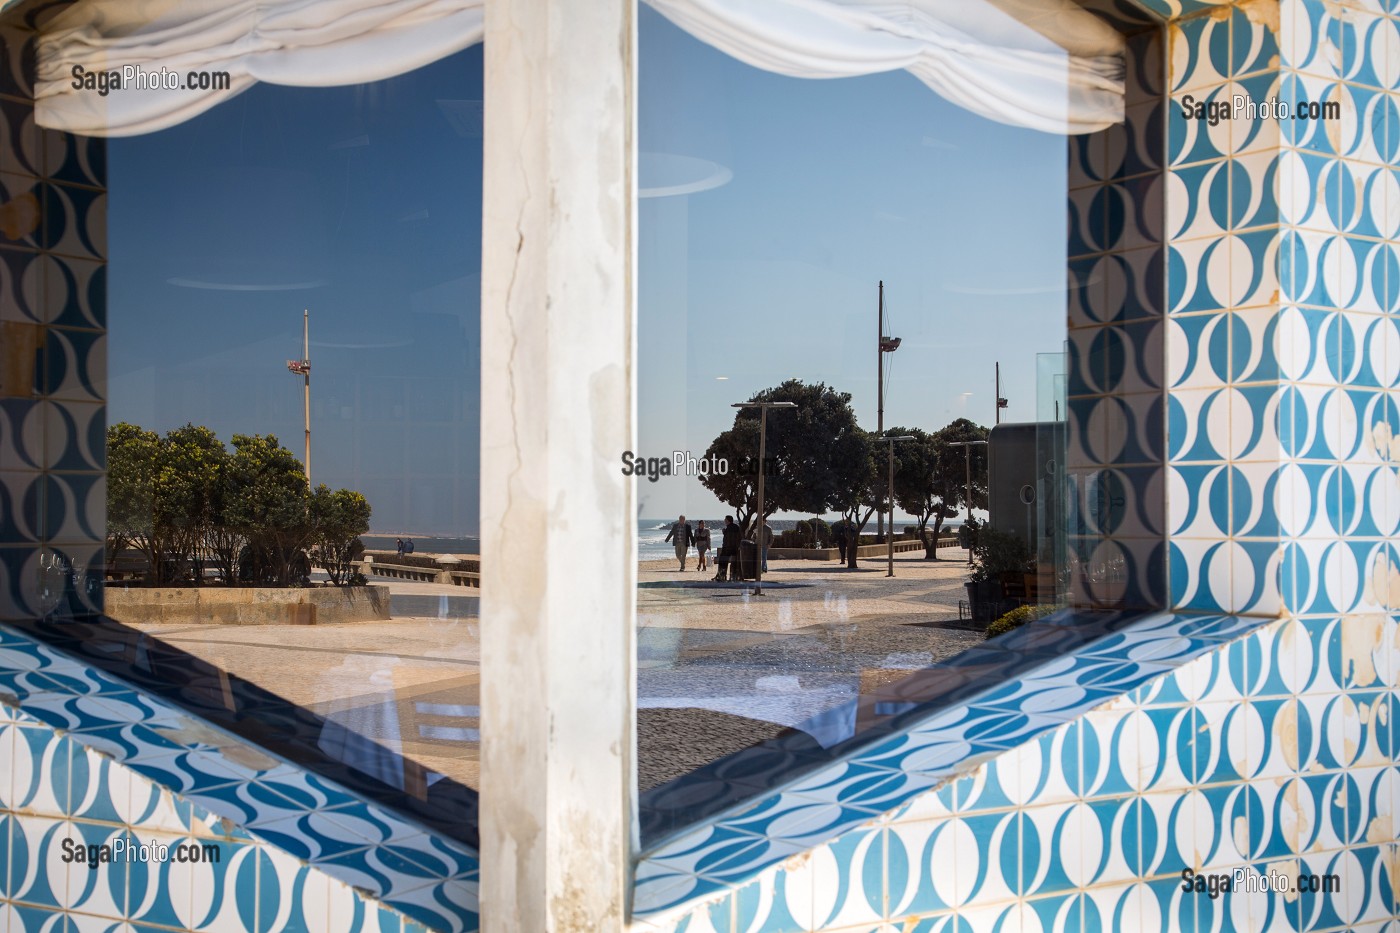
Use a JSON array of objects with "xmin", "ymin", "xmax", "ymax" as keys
[{"xmin": 123, "ymin": 550, "xmax": 982, "ymax": 792}]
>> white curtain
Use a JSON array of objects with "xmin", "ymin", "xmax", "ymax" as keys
[
  {"xmin": 34, "ymin": 0, "xmax": 1123, "ymax": 138},
  {"xmin": 34, "ymin": 0, "xmax": 487, "ymax": 136}
]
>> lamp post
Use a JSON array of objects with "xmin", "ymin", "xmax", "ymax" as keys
[
  {"xmin": 948, "ymin": 438, "xmax": 988, "ymax": 565},
  {"xmin": 732, "ymin": 400, "xmax": 797, "ymax": 595},
  {"xmin": 876, "ymin": 281, "xmax": 900, "ymax": 541},
  {"xmin": 883, "ymin": 434, "xmax": 915, "ymax": 577}
]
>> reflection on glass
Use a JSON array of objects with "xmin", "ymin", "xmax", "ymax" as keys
[
  {"xmin": 17, "ymin": 45, "xmax": 487, "ymax": 840},
  {"xmin": 635, "ymin": 3, "xmax": 1151, "ymax": 843}
]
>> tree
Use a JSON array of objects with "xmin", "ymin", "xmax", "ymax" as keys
[
  {"xmin": 203, "ymin": 454, "xmax": 244, "ymax": 585},
  {"xmin": 158, "ymin": 424, "xmax": 226, "ymax": 583},
  {"xmin": 309, "ymin": 486, "xmax": 372, "ymax": 585},
  {"xmin": 225, "ymin": 434, "xmax": 313, "ymax": 586},
  {"xmin": 699, "ymin": 380, "xmax": 867, "ymax": 536},
  {"xmin": 106, "ymin": 422, "xmax": 372, "ymax": 588},
  {"xmin": 105, "ymin": 423, "xmax": 160, "ymax": 577},
  {"xmin": 890, "ymin": 419, "xmax": 990, "ymax": 559},
  {"xmin": 698, "ymin": 418, "xmax": 762, "ymax": 533},
  {"xmin": 827, "ymin": 428, "xmax": 882, "ymax": 568}
]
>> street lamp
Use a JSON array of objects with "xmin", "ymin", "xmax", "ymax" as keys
[
  {"xmin": 731, "ymin": 400, "xmax": 798, "ymax": 595},
  {"xmin": 883, "ymin": 434, "xmax": 915, "ymax": 577},
  {"xmin": 947, "ymin": 439, "xmax": 988, "ymax": 565}
]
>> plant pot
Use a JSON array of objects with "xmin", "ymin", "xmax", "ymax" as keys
[{"xmin": 964, "ymin": 580, "xmax": 1002, "ymax": 623}]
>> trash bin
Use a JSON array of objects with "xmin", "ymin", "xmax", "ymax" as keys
[{"xmin": 737, "ymin": 540, "xmax": 759, "ymax": 580}]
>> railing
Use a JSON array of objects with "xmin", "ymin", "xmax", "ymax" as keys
[{"xmin": 358, "ymin": 559, "xmax": 481, "ymax": 588}]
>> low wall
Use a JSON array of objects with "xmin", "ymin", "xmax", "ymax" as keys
[
  {"xmin": 104, "ymin": 585, "xmax": 391, "ymax": 625},
  {"xmin": 768, "ymin": 538, "xmax": 958, "ymax": 561}
]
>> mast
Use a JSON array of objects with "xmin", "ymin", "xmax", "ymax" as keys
[
  {"xmin": 303, "ymin": 309, "xmax": 311, "ymax": 484},
  {"xmin": 876, "ymin": 281, "xmax": 884, "ymax": 541},
  {"xmin": 995, "ymin": 361, "xmax": 1006, "ymax": 425}
]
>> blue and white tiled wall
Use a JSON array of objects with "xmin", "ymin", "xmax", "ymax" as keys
[
  {"xmin": 7, "ymin": 0, "xmax": 1400, "ymax": 931},
  {"xmin": 0, "ymin": 624, "xmax": 480, "ymax": 931},
  {"xmin": 0, "ymin": 4, "xmax": 105, "ymax": 624},
  {"xmin": 635, "ymin": 1, "xmax": 1400, "ymax": 930},
  {"xmin": 1067, "ymin": 4, "xmax": 1169, "ymax": 612}
]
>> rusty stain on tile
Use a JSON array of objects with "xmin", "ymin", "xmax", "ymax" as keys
[
  {"xmin": 1238, "ymin": 0, "xmax": 1280, "ymax": 33},
  {"xmin": 1278, "ymin": 700, "xmax": 1300, "ymax": 771},
  {"xmin": 1342, "ymin": 614, "xmax": 1383, "ymax": 686}
]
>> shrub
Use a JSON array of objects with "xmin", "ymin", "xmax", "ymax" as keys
[
  {"xmin": 967, "ymin": 526, "xmax": 1033, "ymax": 584},
  {"xmin": 986, "ymin": 602, "xmax": 1060, "ymax": 639}
]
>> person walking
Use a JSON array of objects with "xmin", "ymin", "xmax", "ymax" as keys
[
  {"xmin": 833, "ymin": 520, "xmax": 848, "ymax": 565},
  {"xmin": 396, "ymin": 538, "xmax": 405, "ymax": 559},
  {"xmin": 695, "ymin": 520, "xmax": 712, "ymax": 572},
  {"xmin": 755, "ymin": 519, "xmax": 774, "ymax": 572},
  {"xmin": 714, "ymin": 515, "xmax": 741, "ymax": 581},
  {"xmin": 664, "ymin": 514, "xmax": 694, "ymax": 571}
]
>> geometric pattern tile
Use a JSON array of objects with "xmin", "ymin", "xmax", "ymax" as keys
[
  {"xmin": 635, "ymin": 610, "xmax": 1400, "ymax": 931},
  {"xmin": 0, "ymin": 624, "xmax": 480, "ymax": 933},
  {"xmin": 632, "ymin": 609, "xmax": 1281, "ymax": 927}
]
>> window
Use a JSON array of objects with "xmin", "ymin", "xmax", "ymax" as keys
[
  {"xmin": 633, "ymin": 2, "xmax": 1164, "ymax": 844},
  {"xmin": 6, "ymin": 42, "xmax": 487, "ymax": 844}
]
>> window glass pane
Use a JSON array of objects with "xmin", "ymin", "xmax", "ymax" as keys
[
  {"xmin": 635, "ymin": 4, "xmax": 1158, "ymax": 843},
  {"xmin": 8, "ymin": 41, "xmax": 485, "ymax": 842}
]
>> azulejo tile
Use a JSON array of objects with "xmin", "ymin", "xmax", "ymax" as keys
[
  {"xmin": 1170, "ymin": 16, "xmax": 1231, "ymax": 96},
  {"xmin": 1170, "ymin": 92, "xmax": 1232, "ymax": 166},
  {"xmin": 0, "ymin": 625, "xmax": 481, "ymax": 930}
]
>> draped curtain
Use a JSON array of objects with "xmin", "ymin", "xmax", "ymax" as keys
[{"xmin": 34, "ymin": 0, "xmax": 1124, "ymax": 137}]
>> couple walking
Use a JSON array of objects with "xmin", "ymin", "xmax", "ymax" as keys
[
  {"xmin": 664, "ymin": 515, "xmax": 712, "ymax": 572},
  {"xmin": 665, "ymin": 514, "xmax": 773, "ymax": 580}
]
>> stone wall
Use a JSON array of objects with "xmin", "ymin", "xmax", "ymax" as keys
[{"xmin": 104, "ymin": 584, "xmax": 391, "ymax": 625}]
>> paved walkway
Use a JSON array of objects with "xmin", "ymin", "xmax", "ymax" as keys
[{"xmin": 125, "ymin": 551, "xmax": 986, "ymax": 793}]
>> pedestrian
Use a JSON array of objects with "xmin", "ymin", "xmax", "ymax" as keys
[
  {"xmin": 695, "ymin": 520, "xmax": 712, "ymax": 572},
  {"xmin": 714, "ymin": 515, "xmax": 741, "ymax": 581},
  {"xmin": 396, "ymin": 538, "xmax": 405, "ymax": 559},
  {"xmin": 754, "ymin": 519, "xmax": 774, "ymax": 572},
  {"xmin": 664, "ymin": 514, "xmax": 694, "ymax": 571},
  {"xmin": 405, "ymin": 538, "xmax": 415, "ymax": 555},
  {"xmin": 833, "ymin": 520, "xmax": 848, "ymax": 564}
]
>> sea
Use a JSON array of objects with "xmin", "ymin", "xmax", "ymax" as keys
[
  {"xmin": 368, "ymin": 524, "xmax": 796, "ymax": 561},
  {"xmin": 638, "ymin": 518, "xmax": 809, "ymax": 560},
  {"xmin": 368, "ymin": 518, "xmax": 946, "ymax": 562}
]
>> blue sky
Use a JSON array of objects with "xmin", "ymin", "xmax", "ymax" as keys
[
  {"xmin": 637, "ymin": 6, "xmax": 1068, "ymax": 520},
  {"xmin": 107, "ymin": 50, "xmax": 484, "ymax": 536},
  {"xmin": 106, "ymin": 9, "xmax": 1068, "ymax": 534}
]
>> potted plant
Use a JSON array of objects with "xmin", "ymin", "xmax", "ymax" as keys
[{"xmin": 965, "ymin": 526, "xmax": 1033, "ymax": 623}]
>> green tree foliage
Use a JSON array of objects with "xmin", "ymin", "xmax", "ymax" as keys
[
  {"xmin": 698, "ymin": 418, "xmax": 762, "ymax": 532},
  {"xmin": 105, "ymin": 423, "xmax": 371, "ymax": 587},
  {"xmin": 890, "ymin": 419, "xmax": 990, "ymax": 559},
  {"xmin": 827, "ymin": 428, "xmax": 882, "ymax": 569},
  {"xmin": 225, "ymin": 434, "xmax": 314, "ymax": 586},
  {"xmin": 699, "ymin": 380, "xmax": 872, "ymax": 545},
  {"xmin": 309, "ymin": 486, "xmax": 372, "ymax": 585},
  {"xmin": 969, "ymin": 526, "xmax": 1033, "ymax": 585},
  {"xmin": 105, "ymin": 422, "xmax": 160, "ymax": 574},
  {"xmin": 158, "ymin": 424, "xmax": 226, "ymax": 583}
]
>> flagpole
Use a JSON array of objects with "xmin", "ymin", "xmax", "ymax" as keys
[{"xmin": 303, "ymin": 309, "xmax": 311, "ymax": 485}]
